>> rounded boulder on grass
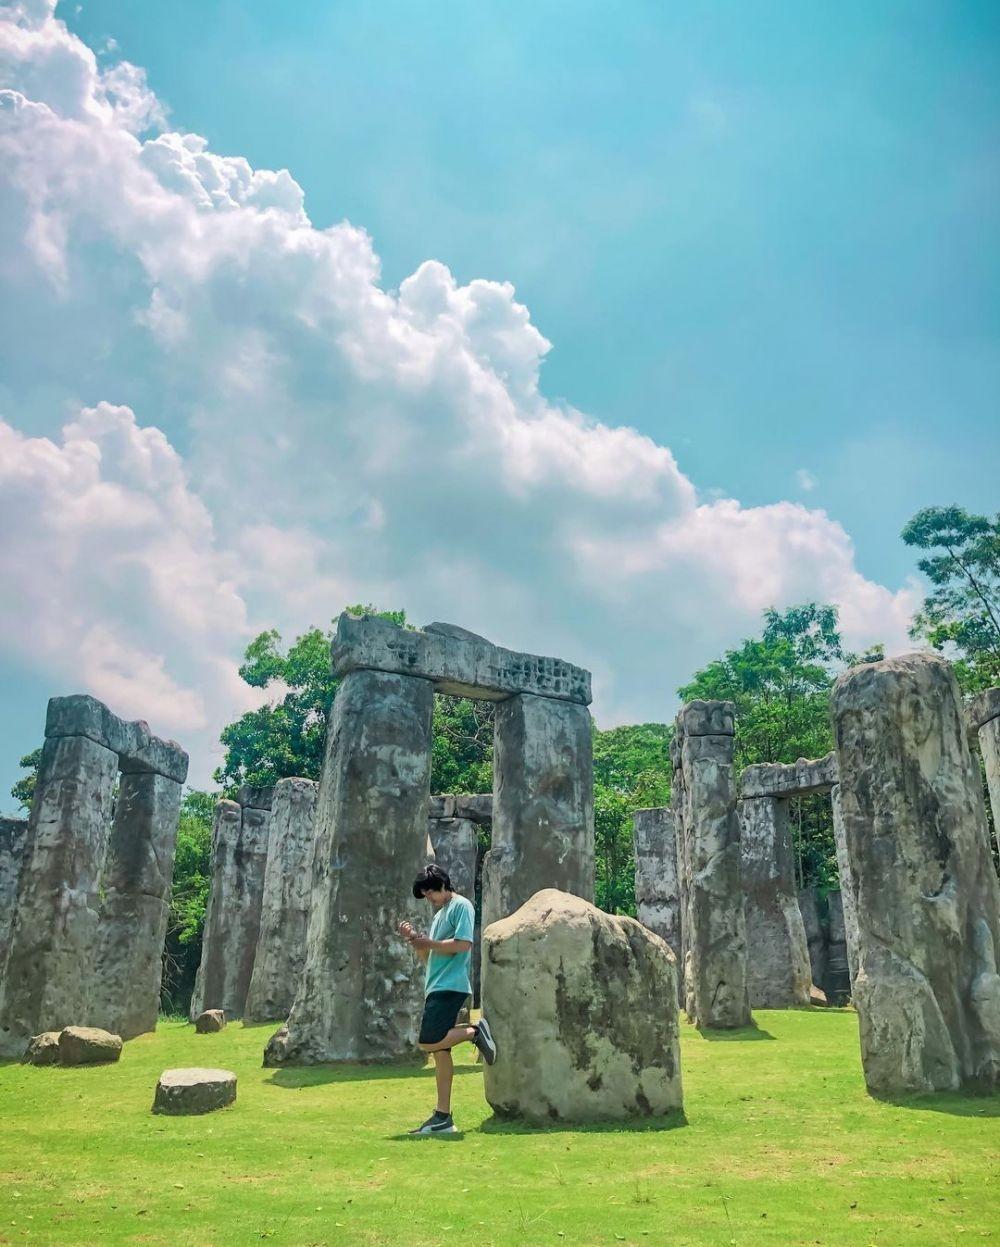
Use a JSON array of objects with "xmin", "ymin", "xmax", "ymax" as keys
[{"xmin": 152, "ymin": 1067, "xmax": 237, "ymax": 1115}]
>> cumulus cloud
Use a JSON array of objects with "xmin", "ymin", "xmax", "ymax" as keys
[{"xmin": 0, "ymin": 2, "xmax": 922, "ymax": 780}]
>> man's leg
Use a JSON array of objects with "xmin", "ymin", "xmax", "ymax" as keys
[
  {"xmin": 418, "ymin": 1025, "xmax": 475, "ymax": 1054},
  {"xmin": 432, "ymin": 1048, "xmax": 454, "ymax": 1115}
]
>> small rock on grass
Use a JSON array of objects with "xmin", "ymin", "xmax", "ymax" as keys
[
  {"xmin": 22, "ymin": 1031, "xmax": 61, "ymax": 1065},
  {"xmin": 152, "ymin": 1067, "xmax": 237, "ymax": 1116},
  {"xmin": 194, "ymin": 1009, "xmax": 226, "ymax": 1033},
  {"xmin": 57, "ymin": 1026, "xmax": 122, "ymax": 1065}
]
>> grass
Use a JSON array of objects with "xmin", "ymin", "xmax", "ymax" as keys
[{"xmin": 1, "ymin": 1009, "xmax": 998, "ymax": 1247}]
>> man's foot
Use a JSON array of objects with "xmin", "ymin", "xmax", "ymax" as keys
[
  {"xmin": 473, "ymin": 1017, "xmax": 497, "ymax": 1066},
  {"xmin": 409, "ymin": 1110, "xmax": 457, "ymax": 1136}
]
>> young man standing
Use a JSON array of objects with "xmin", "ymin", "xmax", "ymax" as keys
[{"xmin": 399, "ymin": 863, "xmax": 497, "ymax": 1135}]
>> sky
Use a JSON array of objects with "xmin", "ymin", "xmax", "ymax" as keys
[{"xmin": 0, "ymin": 0, "xmax": 997, "ymax": 805}]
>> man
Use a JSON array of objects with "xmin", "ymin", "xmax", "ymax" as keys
[{"xmin": 399, "ymin": 863, "xmax": 497, "ymax": 1135}]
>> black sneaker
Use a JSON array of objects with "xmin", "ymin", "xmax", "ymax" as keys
[
  {"xmin": 409, "ymin": 1111, "xmax": 457, "ymax": 1136},
  {"xmin": 473, "ymin": 1017, "xmax": 497, "ymax": 1066}
]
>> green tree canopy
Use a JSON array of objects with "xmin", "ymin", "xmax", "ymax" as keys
[
  {"xmin": 902, "ymin": 505, "xmax": 1000, "ymax": 694},
  {"xmin": 10, "ymin": 746, "xmax": 41, "ymax": 812}
]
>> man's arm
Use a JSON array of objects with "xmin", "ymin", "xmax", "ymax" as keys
[{"xmin": 409, "ymin": 937, "xmax": 472, "ymax": 957}]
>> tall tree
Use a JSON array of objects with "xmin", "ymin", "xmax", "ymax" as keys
[
  {"xmin": 902, "ymin": 505, "xmax": 1000, "ymax": 694},
  {"xmin": 160, "ymin": 790, "xmax": 215, "ymax": 1014}
]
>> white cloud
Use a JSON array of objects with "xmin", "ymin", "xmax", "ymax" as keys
[
  {"xmin": 0, "ymin": 2, "xmax": 922, "ymax": 782},
  {"xmin": 796, "ymin": 467, "xmax": 818, "ymax": 492}
]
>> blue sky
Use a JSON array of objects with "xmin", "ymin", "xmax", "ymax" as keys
[{"xmin": 0, "ymin": 0, "xmax": 997, "ymax": 803}]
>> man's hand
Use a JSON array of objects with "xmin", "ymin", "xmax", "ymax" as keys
[
  {"xmin": 408, "ymin": 934, "xmax": 433, "ymax": 952},
  {"xmin": 397, "ymin": 920, "xmax": 414, "ymax": 939}
]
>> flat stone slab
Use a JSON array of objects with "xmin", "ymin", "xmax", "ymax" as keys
[
  {"xmin": 44, "ymin": 694, "xmax": 188, "ymax": 783},
  {"xmin": 58, "ymin": 1026, "xmax": 123, "ymax": 1065},
  {"xmin": 194, "ymin": 1009, "xmax": 226, "ymax": 1033},
  {"xmin": 739, "ymin": 753, "xmax": 838, "ymax": 799},
  {"xmin": 331, "ymin": 613, "xmax": 592, "ymax": 705},
  {"xmin": 675, "ymin": 699, "xmax": 735, "ymax": 737},
  {"xmin": 236, "ymin": 785, "xmax": 274, "ymax": 811},
  {"xmin": 22, "ymin": 1032, "xmax": 61, "ymax": 1065},
  {"xmin": 428, "ymin": 793, "xmax": 493, "ymax": 823},
  {"xmin": 152, "ymin": 1068, "xmax": 237, "ymax": 1115},
  {"xmin": 968, "ymin": 688, "xmax": 1000, "ymax": 731}
]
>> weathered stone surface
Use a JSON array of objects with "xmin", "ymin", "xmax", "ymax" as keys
[
  {"xmin": 968, "ymin": 688, "xmax": 1000, "ymax": 733},
  {"xmin": 632, "ymin": 808, "xmax": 682, "ymax": 996},
  {"xmin": 236, "ymin": 785, "xmax": 274, "ymax": 812},
  {"xmin": 152, "ymin": 1067, "xmax": 236, "ymax": 1115},
  {"xmin": 190, "ymin": 797, "xmax": 270, "ymax": 1021},
  {"xmin": 832, "ymin": 652, "xmax": 1000, "ymax": 1094},
  {"xmin": 244, "ymin": 778, "xmax": 318, "ymax": 1023},
  {"xmin": 58, "ymin": 1025, "xmax": 122, "ymax": 1065},
  {"xmin": 0, "ymin": 815, "xmax": 30, "ymax": 980},
  {"xmin": 22, "ymin": 1031, "xmax": 61, "ymax": 1065},
  {"xmin": 823, "ymin": 891, "xmax": 852, "ymax": 1006},
  {"xmin": 429, "ymin": 793, "xmax": 493, "ymax": 824},
  {"xmin": 87, "ymin": 771, "xmax": 183, "ymax": 1039},
  {"xmin": 830, "ymin": 783, "xmax": 860, "ymax": 984},
  {"xmin": 739, "ymin": 797, "xmax": 811, "ymax": 1008},
  {"xmin": 331, "ymin": 612, "xmax": 592, "ymax": 705},
  {"xmin": 265, "ymin": 670, "xmax": 434, "ymax": 1065},
  {"xmin": 673, "ymin": 702, "xmax": 751, "ymax": 1028},
  {"xmin": 482, "ymin": 890, "xmax": 682, "ymax": 1122},
  {"xmin": 0, "ymin": 734, "xmax": 118, "ymax": 1057},
  {"xmin": 798, "ymin": 887, "xmax": 827, "ymax": 989},
  {"xmin": 482, "ymin": 693, "xmax": 594, "ymax": 932},
  {"xmin": 194, "ymin": 1009, "xmax": 226, "ymax": 1033},
  {"xmin": 968, "ymin": 688, "xmax": 1000, "ymax": 860},
  {"xmin": 739, "ymin": 753, "xmax": 838, "ymax": 799},
  {"xmin": 44, "ymin": 693, "xmax": 188, "ymax": 783}
]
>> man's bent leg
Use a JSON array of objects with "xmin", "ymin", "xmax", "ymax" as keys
[
  {"xmin": 433, "ymin": 1048, "xmax": 454, "ymax": 1115},
  {"xmin": 418, "ymin": 1025, "xmax": 475, "ymax": 1053}
]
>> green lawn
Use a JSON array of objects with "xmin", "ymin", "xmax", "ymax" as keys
[{"xmin": 1, "ymin": 1009, "xmax": 997, "ymax": 1247}]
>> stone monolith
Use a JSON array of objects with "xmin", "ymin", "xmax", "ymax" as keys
[
  {"xmin": 738, "ymin": 795, "xmax": 811, "ymax": 1007},
  {"xmin": 265, "ymin": 669, "xmax": 434, "ymax": 1065},
  {"xmin": 0, "ymin": 816, "xmax": 29, "ymax": 979},
  {"xmin": 831, "ymin": 652, "xmax": 1000, "ymax": 1094},
  {"xmin": 830, "ymin": 783, "xmax": 860, "ymax": 985},
  {"xmin": 483, "ymin": 693, "xmax": 595, "ymax": 931},
  {"xmin": 244, "ymin": 778, "xmax": 318, "ymax": 1023},
  {"xmin": 632, "ymin": 807, "xmax": 682, "ymax": 997},
  {"xmin": 673, "ymin": 701, "xmax": 751, "ymax": 1028},
  {"xmin": 797, "ymin": 886, "xmax": 827, "ymax": 989},
  {"xmin": 482, "ymin": 889, "xmax": 683, "ymax": 1122},
  {"xmin": 968, "ymin": 688, "xmax": 1000, "ymax": 860},
  {"xmin": 823, "ymin": 890, "xmax": 852, "ymax": 1006}
]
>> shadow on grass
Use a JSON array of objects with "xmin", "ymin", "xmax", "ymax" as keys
[
  {"xmin": 695, "ymin": 1024, "xmax": 775, "ymax": 1042},
  {"xmin": 386, "ymin": 1130, "xmax": 467, "ymax": 1143},
  {"xmin": 477, "ymin": 1110, "xmax": 688, "ymax": 1136},
  {"xmin": 877, "ymin": 1090, "xmax": 1000, "ymax": 1118},
  {"xmin": 264, "ymin": 1063, "xmax": 482, "ymax": 1089}
]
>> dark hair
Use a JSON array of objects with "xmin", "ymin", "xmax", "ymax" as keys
[{"xmin": 412, "ymin": 864, "xmax": 451, "ymax": 898}]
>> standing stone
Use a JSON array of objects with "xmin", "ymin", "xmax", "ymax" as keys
[
  {"xmin": 0, "ymin": 734, "xmax": 118, "ymax": 1057},
  {"xmin": 831, "ymin": 652, "xmax": 1000, "ymax": 1094},
  {"xmin": 190, "ymin": 792, "xmax": 271, "ymax": 1021},
  {"xmin": 797, "ymin": 886, "xmax": 827, "ymax": 989},
  {"xmin": 265, "ymin": 670, "xmax": 434, "ymax": 1065},
  {"xmin": 632, "ymin": 808, "xmax": 683, "ymax": 999},
  {"xmin": 481, "ymin": 889, "xmax": 683, "ymax": 1123},
  {"xmin": 87, "ymin": 770, "xmax": 183, "ymax": 1038},
  {"xmin": 244, "ymin": 778, "xmax": 318, "ymax": 1023},
  {"xmin": 673, "ymin": 701, "xmax": 751, "ymax": 1028},
  {"xmin": 483, "ymin": 693, "xmax": 594, "ymax": 931},
  {"xmin": 0, "ymin": 816, "xmax": 29, "ymax": 980},
  {"xmin": 968, "ymin": 688, "xmax": 1000, "ymax": 861},
  {"xmin": 830, "ymin": 783, "xmax": 860, "ymax": 985},
  {"xmin": 823, "ymin": 890, "xmax": 852, "ymax": 1006},
  {"xmin": 738, "ymin": 796, "xmax": 811, "ymax": 1008}
]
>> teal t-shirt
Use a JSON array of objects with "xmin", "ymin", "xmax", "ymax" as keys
[{"xmin": 425, "ymin": 894, "xmax": 475, "ymax": 997}]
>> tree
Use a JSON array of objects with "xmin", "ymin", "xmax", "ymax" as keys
[
  {"xmin": 160, "ymin": 789, "xmax": 215, "ymax": 1015},
  {"xmin": 903, "ymin": 505, "xmax": 1000, "ymax": 694},
  {"xmin": 10, "ymin": 747, "xmax": 41, "ymax": 811}
]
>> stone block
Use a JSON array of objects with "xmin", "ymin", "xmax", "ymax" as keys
[
  {"xmin": 194, "ymin": 1009, "xmax": 226, "ymax": 1033},
  {"xmin": 739, "ymin": 753, "xmax": 838, "ymax": 799},
  {"xmin": 968, "ymin": 688, "xmax": 1000, "ymax": 732},
  {"xmin": 58, "ymin": 1026, "xmax": 122, "ymax": 1065},
  {"xmin": 237, "ymin": 785, "xmax": 274, "ymax": 812},
  {"xmin": 152, "ymin": 1067, "xmax": 237, "ymax": 1115},
  {"xmin": 44, "ymin": 693, "xmax": 188, "ymax": 783},
  {"xmin": 632, "ymin": 808, "xmax": 682, "ymax": 991},
  {"xmin": 0, "ymin": 815, "xmax": 30, "ymax": 978},
  {"xmin": 22, "ymin": 1031, "xmax": 61, "ymax": 1065},
  {"xmin": 675, "ymin": 700, "xmax": 735, "ymax": 738}
]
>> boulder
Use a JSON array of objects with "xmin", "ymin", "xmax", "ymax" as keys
[
  {"xmin": 58, "ymin": 1026, "xmax": 122, "ymax": 1065},
  {"xmin": 481, "ymin": 889, "xmax": 682, "ymax": 1123},
  {"xmin": 22, "ymin": 1031, "xmax": 61, "ymax": 1065},
  {"xmin": 194, "ymin": 1009, "xmax": 226, "ymax": 1033},
  {"xmin": 152, "ymin": 1067, "xmax": 237, "ymax": 1115}
]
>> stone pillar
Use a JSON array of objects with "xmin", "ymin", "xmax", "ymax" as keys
[
  {"xmin": 969, "ymin": 688, "xmax": 1000, "ymax": 861},
  {"xmin": 831, "ymin": 652, "xmax": 1000, "ymax": 1094},
  {"xmin": 738, "ymin": 796, "xmax": 811, "ymax": 1008},
  {"xmin": 797, "ymin": 886, "xmax": 827, "ymax": 990},
  {"xmin": 632, "ymin": 807, "xmax": 682, "ymax": 998},
  {"xmin": 0, "ymin": 816, "xmax": 30, "ymax": 982},
  {"xmin": 244, "ymin": 778, "xmax": 318, "ymax": 1023},
  {"xmin": 0, "ymin": 735, "xmax": 118, "ymax": 1056},
  {"xmin": 87, "ymin": 769, "xmax": 183, "ymax": 1038},
  {"xmin": 823, "ymin": 890, "xmax": 852, "ymax": 1006},
  {"xmin": 265, "ymin": 670, "xmax": 434, "ymax": 1065},
  {"xmin": 190, "ymin": 790, "xmax": 272, "ymax": 1021},
  {"xmin": 483, "ymin": 693, "xmax": 594, "ymax": 932},
  {"xmin": 830, "ymin": 783, "xmax": 860, "ymax": 984},
  {"xmin": 673, "ymin": 700, "xmax": 751, "ymax": 1029}
]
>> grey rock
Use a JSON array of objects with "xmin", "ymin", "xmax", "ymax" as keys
[
  {"xmin": 482, "ymin": 693, "xmax": 594, "ymax": 931},
  {"xmin": 967, "ymin": 688, "xmax": 1000, "ymax": 732},
  {"xmin": 58, "ymin": 1025, "xmax": 122, "ymax": 1065},
  {"xmin": 190, "ymin": 798, "xmax": 270, "ymax": 1021},
  {"xmin": 244, "ymin": 778, "xmax": 318, "ymax": 1023},
  {"xmin": 797, "ymin": 886, "xmax": 827, "ymax": 989},
  {"xmin": 427, "ymin": 793, "xmax": 493, "ymax": 825},
  {"xmin": 331, "ymin": 612, "xmax": 592, "ymax": 705},
  {"xmin": 830, "ymin": 783, "xmax": 860, "ymax": 985},
  {"xmin": 44, "ymin": 693, "xmax": 188, "ymax": 784},
  {"xmin": 236, "ymin": 785, "xmax": 274, "ymax": 812},
  {"xmin": 632, "ymin": 807, "xmax": 683, "ymax": 1000},
  {"xmin": 265, "ymin": 670, "xmax": 434, "ymax": 1065},
  {"xmin": 739, "ymin": 796, "xmax": 811, "ymax": 1008},
  {"xmin": 832, "ymin": 651, "xmax": 1000, "ymax": 1094},
  {"xmin": 673, "ymin": 701, "xmax": 751, "ymax": 1028},
  {"xmin": 22, "ymin": 1031, "xmax": 61, "ymax": 1065},
  {"xmin": 482, "ymin": 889, "xmax": 683, "ymax": 1122},
  {"xmin": 152, "ymin": 1067, "xmax": 236, "ymax": 1115},
  {"xmin": 194, "ymin": 1009, "xmax": 226, "ymax": 1033},
  {"xmin": 823, "ymin": 890, "xmax": 852, "ymax": 1006},
  {"xmin": 968, "ymin": 688, "xmax": 1000, "ymax": 861},
  {"xmin": 739, "ymin": 753, "xmax": 838, "ymax": 799},
  {"xmin": 0, "ymin": 815, "xmax": 30, "ymax": 981}
]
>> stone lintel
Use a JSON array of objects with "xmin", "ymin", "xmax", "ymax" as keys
[
  {"xmin": 675, "ymin": 699, "xmax": 735, "ymax": 737},
  {"xmin": 739, "ymin": 752, "xmax": 838, "ymax": 799},
  {"xmin": 428, "ymin": 793, "xmax": 493, "ymax": 824},
  {"xmin": 237, "ymin": 785, "xmax": 275, "ymax": 811},
  {"xmin": 967, "ymin": 688, "xmax": 1000, "ymax": 732},
  {"xmin": 331, "ymin": 614, "xmax": 592, "ymax": 705},
  {"xmin": 44, "ymin": 694, "xmax": 188, "ymax": 783}
]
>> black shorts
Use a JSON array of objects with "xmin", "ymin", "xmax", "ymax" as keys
[{"xmin": 418, "ymin": 990, "xmax": 469, "ymax": 1045}]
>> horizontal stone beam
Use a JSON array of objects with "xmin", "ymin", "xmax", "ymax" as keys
[
  {"xmin": 331, "ymin": 614, "xmax": 592, "ymax": 705},
  {"xmin": 44, "ymin": 694, "xmax": 188, "ymax": 784},
  {"xmin": 675, "ymin": 700, "xmax": 735, "ymax": 737},
  {"xmin": 967, "ymin": 688, "xmax": 1000, "ymax": 732},
  {"xmin": 428, "ymin": 793, "xmax": 493, "ymax": 824},
  {"xmin": 237, "ymin": 785, "xmax": 274, "ymax": 811},
  {"xmin": 739, "ymin": 752, "xmax": 837, "ymax": 799}
]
